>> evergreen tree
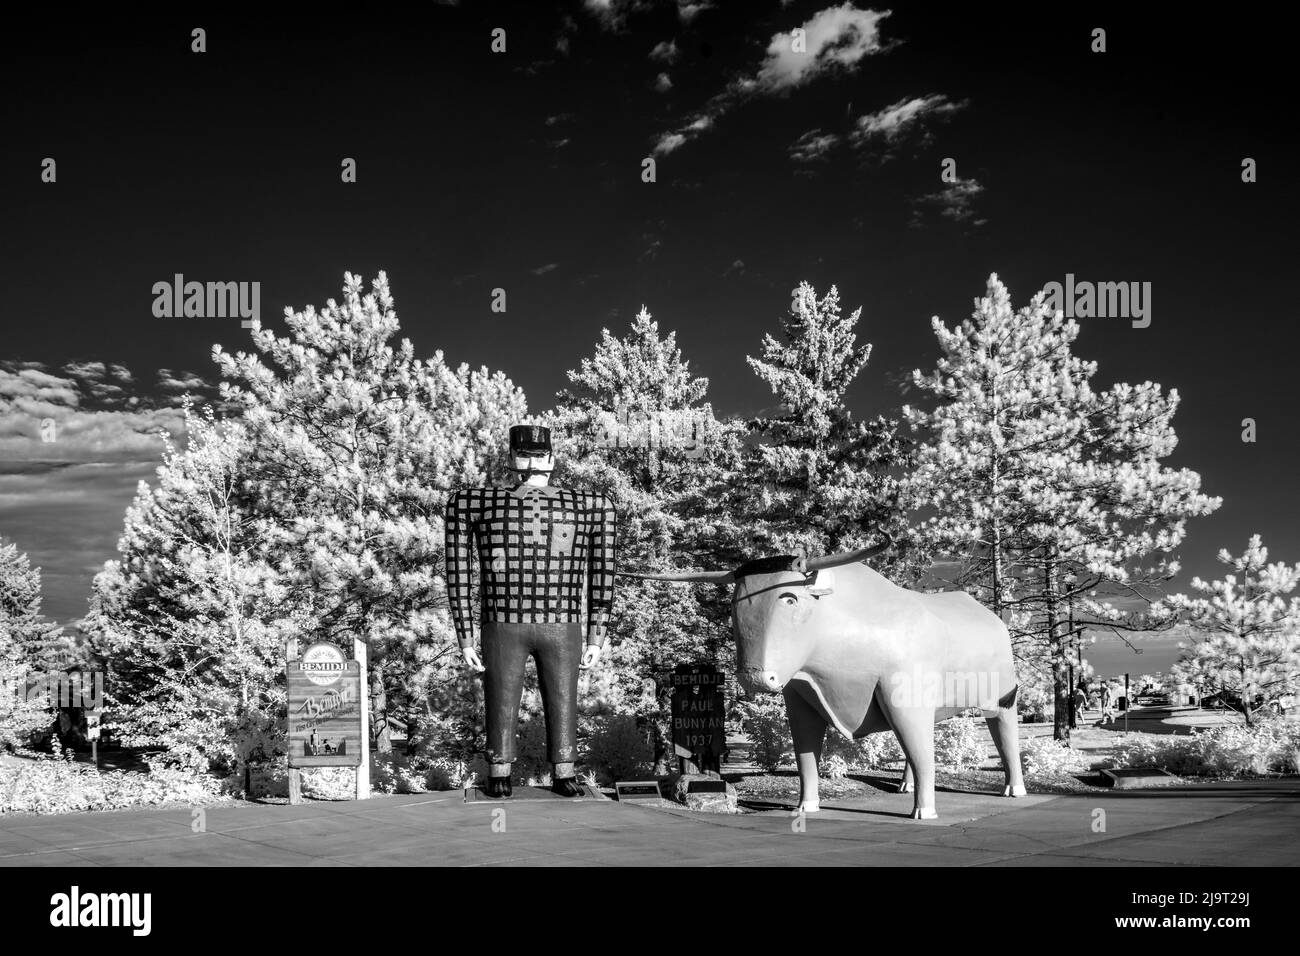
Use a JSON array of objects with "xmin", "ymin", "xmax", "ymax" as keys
[
  {"xmin": 551, "ymin": 306, "xmax": 743, "ymax": 772},
  {"xmin": 741, "ymin": 281, "xmax": 914, "ymax": 575},
  {"xmin": 905, "ymin": 274, "xmax": 1218, "ymax": 741},
  {"xmin": 0, "ymin": 538, "xmax": 45, "ymax": 655},
  {"xmin": 1166, "ymin": 536, "xmax": 1300, "ymax": 725},
  {"xmin": 89, "ymin": 401, "xmax": 291, "ymax": 777},
  {"xmin": 211, "ymin": 272, "xmax": 527, "ymax": 752},
  {"xmin": 0, "ymin": 539, "xmax": 59, "ymax": 749}
]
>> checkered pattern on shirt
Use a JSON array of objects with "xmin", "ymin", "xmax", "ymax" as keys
[{"xmin": 444, "ymin": 485, "xmax": 617, "ymax": 649}]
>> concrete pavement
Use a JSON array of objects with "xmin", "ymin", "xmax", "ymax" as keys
[{"xmin": 2, "ymin": 777, "xmax": 1297, "ymax": 866}]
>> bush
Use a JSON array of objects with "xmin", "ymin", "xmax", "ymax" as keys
[
  {"xmin": 371, "ymin": 753, "xmax": 484, "ymax": 794},
  {"xmin": 583, "ymin": 714, "xmax": 654, "ymax": 784},
  {"xmin": 935, "ymin": 716, "xmax": 988, "ymax": 769},
  {"xmin": 1104, "ymin": 718, "xmax": 1300, "ymax": 778},
  {"xmin": 822, "ymin": 753, "xmax": 849, "ymax": 780},
  {"xmin": 738, "ymin": 697, "xmax": 792, "ymax": 771},
  {"xmin": 0, "ymin": 666, "xmax": 51, "ymax": 753},
  {"xmin": 1020, "ymin": 736, "xmax": 1092, "ymax": 776},
  {"xmin": 1, "ymin": 748, "xmax": 221, "ymax": 814}
]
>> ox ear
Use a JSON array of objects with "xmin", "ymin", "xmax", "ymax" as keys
[{"xmin": 805, "ymin": 568, "xmax": 835, "ymax": 596}]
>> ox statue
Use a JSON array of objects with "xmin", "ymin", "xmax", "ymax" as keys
[{"xmin": 623, "ymin": 536, "xmax": 1026, "ymax": 819}]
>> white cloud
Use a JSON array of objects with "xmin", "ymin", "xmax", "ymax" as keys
[
  {"xmin": 586, "ymin": 0, "xmax": 709, "ymax": 28},
  {"xmin": 583, "ymin": 0, "xmax": 645, "ymax": 30},
  {"xmin": 530, "ymin": 263, "xmax": 560, "ymax": 276},
  {"xmin": 913, "ymin": 179, "xmax": 986, "ymax": 226},
  {"xmin": 676, "ymin": 1, "xmax": 713, "ymax": 22},
  {"xmin": 790, "ymin": 128, "xmax": 841, "ymax": 162},
  {"xmin": 157, "ymin": 369, "xmax": 210, "ymax": 393},
  {"xmin": 0, "ymin": 361, "xmax": 199, "ymax": 466},
  {"xmin": 650, "ymin": 39, "xmax": 680, "ymax": 64},
  {"xmin": 653, "ymin": 132, "xmax": 688, "ymax": 155},
  {"xmin": 655, "ymin": 72, "xmax": 673, "ymax": 92},
  {"xmin": 556, "ymin": 15, "xmax": 578, "ymax": 54},
  {"xmin": 754, "ymin": 4, "xmax": 891, "ymax": 92},
  {"xmin": 652, "ymin": 5, "xmax": 893, "ymax": 156},
  {"xmin": 851, "ymin": 93, "xmax": 966, "ymax": 149}
]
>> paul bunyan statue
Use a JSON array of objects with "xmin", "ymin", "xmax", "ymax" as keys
[{"xmin": 444, "ymin": 424, "xmax": 617, "ymax": 798}]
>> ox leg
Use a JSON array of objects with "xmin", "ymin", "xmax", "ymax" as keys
[
  {"xmin": 890, "ymin": 709, "xmax": 938, "ymax": 819},
  {"xmin": 785, "ymin": 687, "xmax": 827, "ymax": 813},
  {"xmin": 985, "ymin": 707, "xmax": 1027, "ymax": 797},
  {"xmin": 899, "ymin": 757, "xmax": 915, "ymax": 794}
]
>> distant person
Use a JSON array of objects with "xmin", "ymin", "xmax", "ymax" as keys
[
  {"xmin": 1074, "ymin": 685, "xmax": 1088, "ymax": 721},
  {"xmin": 1100, "ymin": 684, "xmax": 1116, "ymax": 723}
]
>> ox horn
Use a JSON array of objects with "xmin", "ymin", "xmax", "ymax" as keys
[
  {"xmin": 617, "ymin": 569, "xmax": 736, "ymax": 585},
  {"xmin": 801, "ymin": 532, "xmax": 894, "ymax": 573}
]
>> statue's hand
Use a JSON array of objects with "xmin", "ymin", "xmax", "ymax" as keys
[
  {"xmin": 462, "ymin": 647, "xmax": 485, "ymax": 673},
  {"xmin": 579, "ymin": 644, "xmax": 602, "ymax": 670}
]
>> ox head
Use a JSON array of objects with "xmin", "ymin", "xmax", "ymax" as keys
[{"xmin": 620, "ymin": 534, "xmax": 891, "ymax": 697}]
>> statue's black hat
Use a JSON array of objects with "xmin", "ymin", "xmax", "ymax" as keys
[{"xmin": 509, "ymin": 424, "xmax": 552, "ymax": 455}]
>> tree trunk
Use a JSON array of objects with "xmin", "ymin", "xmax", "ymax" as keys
[
  {"xmin": 1047, "ymin": 560, "xmax": 1070, "ymax": 744},
  {"xmin": 370, "ymin": 655, "xmax": 392, "ymax": 753}
]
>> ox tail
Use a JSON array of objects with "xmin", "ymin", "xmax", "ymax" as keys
[{"xmin": 998, "ymin": 682, "xmax": 1019, "ymax": 711}]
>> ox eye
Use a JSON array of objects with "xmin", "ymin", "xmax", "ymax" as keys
[{"xmin": 779, "ymin": 592, "xmax": 798, "ymax": 605}]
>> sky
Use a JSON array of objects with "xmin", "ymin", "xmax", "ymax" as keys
[{"xmin": 1, "ymin": 2, "xmax": 1296, "ymax": 676}]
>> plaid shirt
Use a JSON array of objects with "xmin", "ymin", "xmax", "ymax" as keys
[{"xmin": 445, "ymin": 484, "xmax": 617, "ymax": 649}]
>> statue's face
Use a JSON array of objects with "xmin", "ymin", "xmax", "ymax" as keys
[{"xmin": 511, "ymin": 451, "xmax": 555, "ymax": 475}]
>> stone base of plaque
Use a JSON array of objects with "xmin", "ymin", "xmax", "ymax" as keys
[
  {"xmin": 1100, "ymin": 767, "xmax": 1180, "ymax": 789},
  {"xmin": 672, "ymin": 772, "xmax": 739, "ymax": 813},
  {"xmin": 462, "ymin": 784, "xmax": 608, "ymax": 803}
]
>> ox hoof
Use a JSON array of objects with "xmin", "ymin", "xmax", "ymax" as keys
[
  {"xmin": 1004, "ymin": 784, "xmax": 1028, "ymax": 798},
  {"xmin": 911, "ymin": 807, "xmax": 938, "ymax": 820},
  {"xmin": 898, "ymin": 780, "xmax": 914, "ymax": 794},
  {"xmin": 795, "ymin": 800, "xmax": 821, "ymax": 814}
]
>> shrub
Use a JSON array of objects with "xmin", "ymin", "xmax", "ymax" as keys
[
  {"xmin": 1104, "ymin": 718, "xmax": 1300, "ymax": 778},
  {"xmin": 583, "ymin": 714, "xmax": 654, "ymax": 784},
  {"xmin": 1020, "ymin": 736, "xmax": 1092, "ymax": 776},
  {"xmin": 737, "ymin": 696, "xmax": 792, "ymax": 771},
  {"xmin": 371, "ymin": 753, "xmax": 484, "ymax": 794},
  {"xmin": 1, "ymin": 749, "xmax": 221, "ymax": 814},
  {"xmin": 825, "ymin": 729, "xmax": 903, "ymax": 770},
  {"xmin": 935, "ymin": 716, "xmax": 988, "ymax": 769},
  {"xmin": 822, "ymin": 753, "xmax": 849, "ymax": 780}
]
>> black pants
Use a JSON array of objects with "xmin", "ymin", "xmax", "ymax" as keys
[{"xmin": 482, "ymin": 621, "xmax": 583, "ymax": 765}]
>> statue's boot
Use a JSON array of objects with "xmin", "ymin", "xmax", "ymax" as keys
[
  {"xmin": 551, "ymin": 776, "xmax": 585, "ymax": 798},
  {"xmin": 485, "ymin": 774, "xmax": 512, "ymax": 799}
]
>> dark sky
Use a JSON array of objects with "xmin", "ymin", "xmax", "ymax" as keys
[{"xmin": 2, "ymin": 2, "xmax": 1297, "ymax": 676}]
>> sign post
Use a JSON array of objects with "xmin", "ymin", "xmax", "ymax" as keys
[
  {"xmin": 286, "ymin": 640, "xmax": 365, "ymax": 805},
  {"xmin": 86, "ymin": 712, "xmax": 100, "ymax": 771},
  {"xmin": 354, "ymin": 637, "xmax": 370, "ymax": 801},
  {"xmin": 670, "ymin": 663, "xmax": 726, "ymax": 775}
]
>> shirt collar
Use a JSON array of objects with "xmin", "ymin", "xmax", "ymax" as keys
[{"xmin": 510, "ymin": 483, "xmax": 562, "ymax": 500}]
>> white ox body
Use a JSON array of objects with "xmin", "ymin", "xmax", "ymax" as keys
[{"xmin": 733, "ymin": 561, "xmax": 1026, "ymax": 819}]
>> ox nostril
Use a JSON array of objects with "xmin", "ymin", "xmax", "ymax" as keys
[{"xmin": 762, "ymin": 671, "xmax": 781, "ymax": 690}]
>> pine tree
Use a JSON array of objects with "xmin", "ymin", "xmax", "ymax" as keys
[
  {"xmin": 0, "ymin": 538, "xmax": 45, "ymax": 655},
  {"xmin": 741, "ymin": 281, "xmax": 914, "ymax": 575},
  {"xmin": 551, "ymin": 306, "xmax": 744, "ymax": 773},
  {"xmin": 211, "ymin": 272, "xmax": 526, "ymax": 752},
  {"xmin": 1166, "ymin": 536, "xmax": 1300, "ymax": 725},
  {"xmin": 0, "ymin": 539, "xmax": 58, "ymax": 749},
  {"xmin": 905, "ymin": 274, "xmax": 1218, "ymax": 741},
  {"xmin": 89, "ymin": 401, "xmax": 291, "ymax": 776}
]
